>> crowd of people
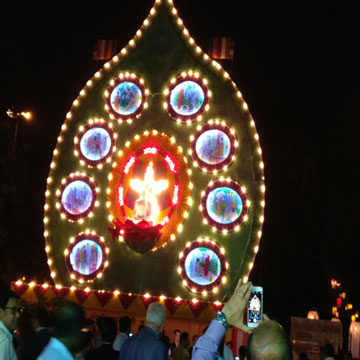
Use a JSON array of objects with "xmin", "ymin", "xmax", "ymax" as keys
[{"xmin": 0, "ymin": 280, "xmax": 347, "ymax": 360}]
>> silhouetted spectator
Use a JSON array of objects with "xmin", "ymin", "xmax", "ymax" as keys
[
  {"xmin": 170, "ymin": 329, "xmax": 181, "ymax": 354},
  {"xmin": 38, "ymin": 301, "xmax": 90, "ymax": 360},
  {"xmin": 238, "ymin": 345, "xmax": 246, "ymax": 360},
  {"xmin": 113, "ymin": 316, "xmax": 131, "ymax": 351},
  {"xmin": 172, "ymin": 332, "xmax": 190, "ymax": 360},
  {"xmin": 19, "ymin": 306, "xmax": 52, "ymax": 360},
  {"xmin": 188, "ymin": 335, "xmax": 199, "ymax": 358},
  {"xmin": 119, "ymin": 302, "xmax": 167, "ymax": 360},
  {"xmin": 86, "ymin": 317, "xmax": 118, "ymax": 360},
  {"xmin": 0, "ymin": 289, "xmax": 21, "ymax": 360}
]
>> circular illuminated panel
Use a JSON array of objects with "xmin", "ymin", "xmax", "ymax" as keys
[
  {"xmin": 70, "ymin": 240, "xmax": 103, "ymax": 275},
  {"xmin": 65, "ymin": 233, "xmax": 108, "ymax": 282},
  {"xmin": 80, "ymin": 128, "xmax": 111, "ymax": 160},
  {"xmin": 170, "ymin": 81, "xmax": 204, "ymax": 116},
  {"xmin": 201, "ymin": 180, "xmax": 249, "ymax": 232},
  {"xmin": 165, "ymin": 73, "xmax": 209, "ymax": 123},
  {"xmin": 185, "ymin": 247, "xmax": 221, "ymax": 286},
  {"xmin": 179, "ymin": 239, "xmax": 227, "ymax": 293},
  {"xmin": 191, "ymin": 121, "xmax": 237, "ymax": 172},
  {"xmin": 105, "ymin": 74, "xmax": 147, "ymax": 122},
  {"xmin": 75, "ymin": 119, "xmax": 115, "ymax": 167},
  {"xmin": 110, "ymin": 82, "xmax": 142, "ymax": 115},
  {"xmin": 57, "ymin": 174, "xmax": 97, "ymax": 222},
  {"xmin": 196, "ymin": 130, "xmax": 230, "ymax": 165},
  {"xmin": 206, "ymin": 187, "xmax": 242, "ymax": 224}
]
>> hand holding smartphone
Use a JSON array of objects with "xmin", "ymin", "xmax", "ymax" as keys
[{"xmin": 247, "ymin": 286, "xmax": 263, "ymax": 328}]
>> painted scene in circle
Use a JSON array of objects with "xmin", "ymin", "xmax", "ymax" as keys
[
  {"xmin": 170, "ymin": 81, "xmax": 204, "ymax": 116},
  {"xmin": 195, "ymin": 129, "xmax": 231, "ymax": 165},
  {"xmin": 206, "ymin": 187, "xmax": 243, "ymax": 224},
  {"xmin": 80, "ymin": 127, "xmax": 112, "ymax": 161},
  {"xmin": 69, "ymin": 240, "xmax": 103, "ymax": 275},
  {"xmin": 184, "ymin": 247, "xmax": 221, "ymax": 286},
  {"xmin": 110, "ymin": 82, "xmax": 143, "ymax": 115},
  {"xmin": 61, "ymin": 180, "xmax": 93, "ymax": 215}
]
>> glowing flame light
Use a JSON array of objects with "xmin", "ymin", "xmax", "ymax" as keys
[{"xmin": 130, "ymin": 162, "xmax": 168, "ymax": 225}]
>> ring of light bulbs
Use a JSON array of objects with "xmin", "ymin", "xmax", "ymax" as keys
[
  {"xmin": 178, "ymin": 238, "xmax": 227, "ymax": 295},
  {"xmin": 74, "ymin": 118, "xmax": 117, "ymax": 168}
]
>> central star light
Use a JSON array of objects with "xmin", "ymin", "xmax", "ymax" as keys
[{"xmin": 107, "ymin": 131, "xmax": 191, "ymax": 253}]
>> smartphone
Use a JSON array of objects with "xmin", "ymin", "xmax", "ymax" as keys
[{"xmin": 247, "ymin": 286, "xmax": 263, "ymax": 328}]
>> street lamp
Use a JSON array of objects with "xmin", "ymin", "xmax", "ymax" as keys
[{"xmin": 6, "ymin": 109, "xmax": 32, "ymax": 145}]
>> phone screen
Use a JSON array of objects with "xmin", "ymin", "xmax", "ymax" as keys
[{"xmin": 247, "ymin": 287, "xmax": 263, "ymax": 326}]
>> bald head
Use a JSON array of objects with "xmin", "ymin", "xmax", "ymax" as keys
[
  {"xmin": 145, "ymin": 302, "xmax": 165, "ymax": 333},
  {"xmin": 247, "ymin": 320, "xmax": 292, "ymax": 360}
]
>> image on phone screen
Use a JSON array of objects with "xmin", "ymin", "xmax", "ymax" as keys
[{"xmin": 248, "ymin": 287, "xmax": 263, "ymax": 326}]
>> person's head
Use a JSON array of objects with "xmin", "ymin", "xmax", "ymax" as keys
[
  {"xmin": 227, "ymin": 341, "xmax": 233, "ymax": 351},
  {"xmin": 174, "ymin": 329, "xmax": 181, "ymax": 344},
  {"xmin": 344, "ymin": 351, "xmax": 352, "ymax": 360},
  {"xmin": 192, "ymin": 334, "xmax": 199, "ymax": 345},
  {"xmin": 299, "ymin": 352, "xmax": 309, "ymax": 360},
  {"xmin": 53, "ymin": 301, "xmax": 89, "ymax": 352},
  {"xmin": 246, "ymin": 320, "xmax": 292, "ymax": 360},
  {"xmin": 35, "ymin": 306, "xmax": 51, "ymax": 328},
  {"xmin": 145, "ymin": 302, "xmax": 165, "ymax": 334},
  {"xmin": 119, "ymin": 315, "xmax": 131, "ymax": 335},
  {"xmin": 180, "ymin": 332, "xmax": 190, "ymax": 349},
  {"xmin": 100, "ymin": 316, "xmax": 117, "ymax": 343},
  {"xmin": 239, "ymin": 345, "xmax": 247, "ymax": 360},
  {"xmin": 320, "ymin": 344, "xmax": 335, "ymax": 360},
  {"xmin": 0, "ymin": 289, "xmax": 21, "ymax": 332}
]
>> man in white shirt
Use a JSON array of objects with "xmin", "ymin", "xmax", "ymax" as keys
[
  {"xmin": 38, "ymin": 301, "xmax": 90, "ymax": 360},
  {"xmin": 0, "ymin": 289, "xmax": 21, "ymax": 360},
  {"xmin": 113, "ymin": 316, "xmax": 131, "ymax": 351}
]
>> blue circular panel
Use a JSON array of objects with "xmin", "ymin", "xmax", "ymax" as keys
[
  {"xmin": 195, "ymin": 129, "xmax": 231, "ymax": 165},
  {"xmin": 110, "ymin": 82, "xmax": 143, "ymax": 115},
  {"xmin": 170, "ymin": 81, "xmax": 205, "ymax": 116},
  {"xmin": 184, "ymin": 247, "xmax": 221, "ymax": 286},
  {"xmin": 80, "ymin": 127, "xmax": 112, "ymax": 161},
  {"xmin": 61, "ymin": 180, "xmax": 94, "ymax": 215},
  {"xmin": 206, "ymin": 187, "xmax": 243, "ymax": 224},
  {"xmin": 69, "ymin": 240, "xmax": 103, "ymax": 275}
]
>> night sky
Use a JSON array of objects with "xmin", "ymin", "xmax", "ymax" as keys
[{"xmin": 1, "ymin": 0, "xmax": 360, "ymax": 333}]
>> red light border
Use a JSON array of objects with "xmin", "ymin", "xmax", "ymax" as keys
[
  {"xmin": 190, "ymin": 121, "xmax": 237, "ymax": 172},
  {"xmin": 65, "ymin": 232, "xmax": 108, "ymax": 282},
  {"xmin": 165, "ymin": 73, "xmax": 209, "ymax": 123},
  {"xmin": 179, "ymin": 238, "xmax": 227, "ymax": 294},
  {"xmin": 74, "ymin": 119, "xmax": 116, "ymax": 168},
  {"xmin": 105, "ymin": 74, "xmax": 147, "ymax": 122},
  {"xmin": 200, "ymin": 179, "xmax": 249, "ymax": 232},
  {"xmin": 57, "ymin": 173, "xmax": 98, "ymax": 223}
]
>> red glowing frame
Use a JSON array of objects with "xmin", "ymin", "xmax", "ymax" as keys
[
  {"xmin": 57, "ymin": 173, "xmax": 98, "ymax": 222},
  {"xmin": 190, "ymin": 121, "xmax": 237, "ymax": 172},
  {"xmin": 117, "ymin": 146, "xmax": 180, "ymax": 226},
  {"xmin": 179, "ymin": 238, "xmax": 227, "ymax": 294},
  {"xmin": 165, "ymin": 73, "xmax": 209, "ymax": 123},
  {"xmin": 65, "ymin": 232, "xmax": 108, "ymax": 282},
  {"xmin": 108, "ymin": 132, "xmax": 191, "ymax": 250},
  {"xmin": 200, "ymin": 179, "xmax": 249, "ymax": 232},
  {"xmin": 74, "ymin": 119, "xmax": 116, "ymax": 167},
  {"xmin": 105, "ymin": 74, "xmax": 147, "ymax": 122}
]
